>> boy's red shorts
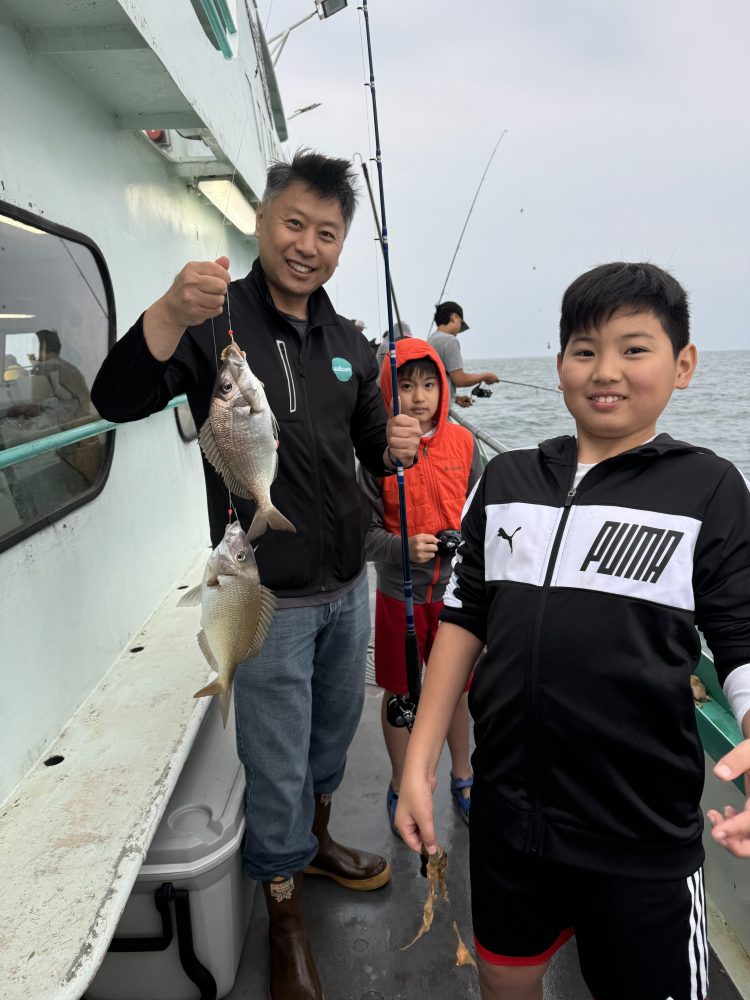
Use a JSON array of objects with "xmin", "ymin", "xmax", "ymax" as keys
[{"xmin": 374, "ymin": 589, "xmax": 471, "ymax": 695}]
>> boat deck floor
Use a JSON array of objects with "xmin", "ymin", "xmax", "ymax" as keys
[{"xmin": 227, "ymin": 677, "xmax": 744, "ymax": 1000}]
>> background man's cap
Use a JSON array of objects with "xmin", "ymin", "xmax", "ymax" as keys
[
  {"xmin": 350, "ymin": 318, "xmax": 367, "ymax": 332},
  {"xmin": 439, "ymin": 301, "xmax": 469, "ymax": 332},
  {"xmin": 381, "ymin": 321, "xmax": 412, "ymax": 340}
]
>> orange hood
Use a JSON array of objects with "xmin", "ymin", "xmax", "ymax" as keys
[{"xmin": 379, "ymin": 337, "xmax": 450, "ymax": 443}]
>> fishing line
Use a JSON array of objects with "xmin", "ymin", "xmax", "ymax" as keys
[
  {"xmin": 356, "ymin": 12, "xmax": 383, "ymax": 336},
  {"xmin": 208, "ymin": 90, "xmax": 254, "ymax": 525},
  {"xmin": 212, "ymin": 98, "xmax": 254, "ymax": 344},
  {"xmin": 501, "ymin": 378, "xmax": 561, "ymax": 394},
  {"xmin": 427, "ymin": 130, "xmax": 508, "ymax": 336},
  {"xmin": 353, "ymin": 152, "xmax": 405, "ymax": 335},
  {"xmin": 360, "ymin": 0, "xmax": 421, "ymax": 720},
  {"xmin": 263, "ymin": 0, "xmax": 276, "ymax": 34}
]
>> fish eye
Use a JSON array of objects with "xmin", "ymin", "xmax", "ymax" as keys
[
  {"xmin": 222, "ymin": 381, "xmax": 232, "ymax": 392},
  {"xmin": 236, "ymin": 551, "xmax": 245, "ymax": 561}
]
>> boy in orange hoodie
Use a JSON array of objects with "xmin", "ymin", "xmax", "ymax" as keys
[{"xmin": 358, "ymin": 338, "xmax": 483, "ymax": 831}]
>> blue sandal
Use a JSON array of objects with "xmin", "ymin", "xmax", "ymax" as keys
[
  {"xmin": 387, "ymin": 785, "xmax": 400, "ymax": 837},
  {"xmin": 450, "ymin": 774, "xmax": 472, "ymax": 825}
]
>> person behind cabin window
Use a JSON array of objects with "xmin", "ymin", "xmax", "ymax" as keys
[
  {"xmin": 397, "ymin": 262, "xmax": 750, "ymax": 1000},
  {"xmin": 358, "ymin": 339, "xmax": 482, "ymax": 834},
  {"xmin": 428, "ymin": 300, "xmax": 499, "ymax": 408},
  {"xmin": 91, "ymin": 149, "xmax": 422, "ymax": 1000},
  {"xmin": 33, "ymin": 329, "xmax": 92, "ymax": 422},
  {"xmin": 5, "ymin": 329, "xmax": 92, "ymax": 428}
]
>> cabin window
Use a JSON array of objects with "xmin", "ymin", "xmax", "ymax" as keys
[{"xmin": 0, "ymin": 204, "xmax": 114, "ymax": 552}]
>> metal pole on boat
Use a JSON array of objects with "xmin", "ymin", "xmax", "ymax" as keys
[{"xmin": 360, "ymin": 0, "xmax": 421, "ymax": 726}]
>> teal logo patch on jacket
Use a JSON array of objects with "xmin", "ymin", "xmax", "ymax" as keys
[{"xmin": 332, "ymin": 357, "xmax": 353, "ymax": 382}]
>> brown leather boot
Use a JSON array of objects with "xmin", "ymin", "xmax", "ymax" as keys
[
  {"xmin": 262, "ymin": 874, "xmax": 324, "ymax": 1000},
  {"xmin": 303, "ymin": 793, "xmax": 391, "ymax": 890}
]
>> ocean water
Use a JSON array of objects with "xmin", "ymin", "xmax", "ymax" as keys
[{"xmin": 462, "ymin": 349, "xmax": 750, "ymax": 477}]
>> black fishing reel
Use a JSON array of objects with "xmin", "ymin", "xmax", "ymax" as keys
[
  {"xmin": 386, "ymin": 694, "xmax": 417, "ymax": 732},
  {"xmin": 471, "ymin": 383, "xmax": 492, "ymax": 398},
  {"xmin": 436, "ymin": 529, "xmax": 462, "ymax": 555}
]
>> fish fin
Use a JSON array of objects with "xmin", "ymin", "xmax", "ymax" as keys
[
  {"xmin": 271, "ymin": 410, "xmax": 280, "ymax": 442},
  {"xmin": 247, "ymin": 505, "xmax": 297, "ymax": 541},
  {"xmin": 266, "ymin": 505, "xmax": 296, "ymax": 534},
  {"xmin": 194, "ymin": 679, "xmax": 223, "ymax": 698},
  {"xmin": 194, "ymin": 678, "xmax": 231, "ymax": 725},
  {"xmin": 198, "ymin": 420, "xmax": 254, "ymax": 501},
  {"xmin": 246, "ymin": 587, "xmax": 278, "ymax": 658},
  {"xmin": 178, "ymin": 584, "xmax": 202, "ymax": 607},
  {"xmin": 197, "ymin": 630, "xmax": 219, "ymax": 673}
]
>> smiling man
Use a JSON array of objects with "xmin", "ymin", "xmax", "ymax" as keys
[{"xmin": 92, "ymin": 150, "xmax": 422, "ymax": 1000}]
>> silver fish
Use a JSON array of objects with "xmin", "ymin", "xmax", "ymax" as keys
[
  {"xmin": 199, "ymin": 341, "xmax": 296, "ymax": 541},
  {"xmin": 179, "ymin": 521, "xmax": 277, "ymax": 727}
]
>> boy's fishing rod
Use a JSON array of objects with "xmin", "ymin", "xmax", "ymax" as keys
[
  {"xmin": 360, "ymin": 0, "xmax": 421, "ymax": 726},
  {"xmin": 355, "ymin": 154, "xmax": 405, "ymax": 336},
  {"xmin": 427, "ymin": 130, "xmax": 508, "ymax": 335}
]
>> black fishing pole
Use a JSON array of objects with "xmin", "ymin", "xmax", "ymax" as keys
[
  {"xmin": 360, "ymin": 0, "xmax": 421, "ymax": 729},
  {"xmin": 357, "ymin": 157, "xmax": 406, "ymax": 337},
  {"xmin": 427, "ymin": 130, "xmax": 508, "ymax": 335}
]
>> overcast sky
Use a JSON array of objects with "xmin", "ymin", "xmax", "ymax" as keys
[{"xmin": 261, "ymin": 0, "xmax": 750, "ymax": 357}]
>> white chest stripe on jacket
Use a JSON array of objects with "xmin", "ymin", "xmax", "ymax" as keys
[
  {"xmin": 484, "ymin": 502, "xmax": 563, "ymax": 588},
  {"xmin": 484, "ymin": 502, "xmax": 701, "ymax": 612},
  {"xmin": 276, "ymin": 340, "xmax": 297, "ymax": 414}
]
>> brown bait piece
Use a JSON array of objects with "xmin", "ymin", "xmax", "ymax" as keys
[
  {"xmin": 402, "ymin": 846, "xmax": 447, "ymax": 950},
  {"xmin": 453, "ymin": 920, "xmax": 477, "ymax": 967},
  {"xmin": 690, "ymin": 674, "xmax": 711, "ymax": 707}
]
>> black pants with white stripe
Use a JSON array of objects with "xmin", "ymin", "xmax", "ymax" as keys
[{"xmin": 471, "ymin": 812, "xmax": 708, "ymax": 999}]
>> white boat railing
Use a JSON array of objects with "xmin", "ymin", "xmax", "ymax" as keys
[{"xmin": 448, "ymin": 406, "xmax": 510, "ymax": 464}]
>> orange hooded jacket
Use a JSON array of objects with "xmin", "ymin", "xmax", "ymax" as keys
[{"xmin": 379, "ymin": 337, "xmax": 475, "ymax": 541}]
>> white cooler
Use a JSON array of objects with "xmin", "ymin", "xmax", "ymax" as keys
[{"xmin": 88, "ymin": 700, "xmax": 256, "ymax": 1000}]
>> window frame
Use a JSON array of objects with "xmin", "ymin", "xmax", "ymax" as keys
[{"xmin": 0, "ymin": 199, "xmax": 117, "ymax": 554}]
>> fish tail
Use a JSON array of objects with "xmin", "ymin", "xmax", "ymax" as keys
[
  {"xmin": 218, "ymin": 686, "xmax": 232, "ymax": 728},
  {"xmin": 247, "ymin": 504, "xmax": 297, "ymax": 541},
  {"xmin": 193, "ymin": 679, "xmax": 232, "ymax": 728}
]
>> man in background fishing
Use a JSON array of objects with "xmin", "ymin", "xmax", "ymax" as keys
[
  {"xmin": 428, "ymin": 300, "xmax": 499, "ymax": 407},
  {"xmin": 91, "ymin": 149, "xmax": 422, "ymax": 1000},
  {"xmin": 375, "ymin": 319, "xmax": 411, "ymax": 366}
]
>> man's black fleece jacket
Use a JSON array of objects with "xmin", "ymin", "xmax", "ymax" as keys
[{"xmin": 91, "ymin": 259, "xmax": 390, "ymax": 600}]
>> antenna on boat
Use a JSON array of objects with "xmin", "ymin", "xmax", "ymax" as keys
[
  {"xmin": 427, "ymin": 130, "xmax": 508, "ymax": 336},
  {"xmin": 360, "ymin": 0, "xmax": 421, "ymax": 727}
]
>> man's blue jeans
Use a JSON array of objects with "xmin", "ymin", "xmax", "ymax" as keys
[{"xmin": 233, "ymin": 576, "xmax": 370, "ymax": 881}]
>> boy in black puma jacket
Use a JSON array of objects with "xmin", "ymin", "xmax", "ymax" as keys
[{"xmin": 396, "ymin": 262, "xmax": 750, "ymax": 1000}]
